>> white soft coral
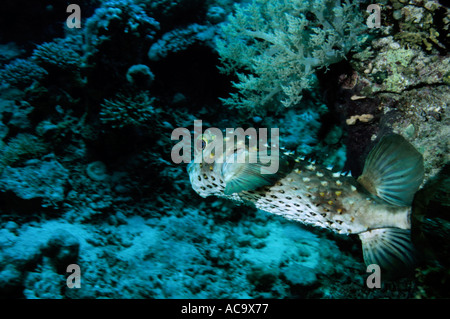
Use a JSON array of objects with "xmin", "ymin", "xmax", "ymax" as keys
[{"xmin": 216, "ymin": 0, "xmax": 366, "ymax": 114}]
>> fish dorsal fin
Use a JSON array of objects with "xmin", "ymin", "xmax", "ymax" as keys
[
  {"xmin": 357, "ymin": 134, "xmax": 424, "ymax": 206},
  {"xmin": 222, "ymin": 151, "xmax": 292, "ymax": 195},
  {"xmin": 358, "ymin": 228, "xmax": 416, "ymax": 276}
]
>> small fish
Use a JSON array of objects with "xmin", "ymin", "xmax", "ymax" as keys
[{"xmin": 187, "ymin": 132, "xmax": 426, "ymax": 274}]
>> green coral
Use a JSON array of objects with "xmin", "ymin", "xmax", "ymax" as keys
[
  {"xmin": 390, "ymin": 0, "xmax": 449, "ymax": 52},
  {"xmin": 216, "ymin": 0, "xmax": 366, "ymax": 114},
  {"xmin": 354, "ymin": 37, "xmax": 449, "ymax": 94},
  {"xmin": 99, "ymin": 91, "xmax": 157, "ymax": 129},
  {"xmin": 444, "ymin": 72, "xmax": 450, "ymax": 86},
  {"xmin": 0, "ymin": 134, "xmax": 48, "ymax": 173},
  {"xmin": 377, "ymin": 47, "xmax": 415, "ymax": 92}
]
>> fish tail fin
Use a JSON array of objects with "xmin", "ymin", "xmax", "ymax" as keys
[
  {"xmin": 358, "ymin": 228, "xmax": 416, "ymax": 277},
  {"xmin": 357, "ymin": 134, "xmax": 424, "ymax": 207},
  {"xmin": 411, "ymin": 163, "xmax": 450, "ymax": 266}
]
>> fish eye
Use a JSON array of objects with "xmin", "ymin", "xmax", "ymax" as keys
[
  {"xmin": 196, "ymin": 136, "xmax": 208, "ymax": 151},
  {"xmin": 201, "ymin": 137, "xmax": 208, "ymax": 150}
]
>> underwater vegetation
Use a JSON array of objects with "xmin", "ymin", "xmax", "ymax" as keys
[
  {"xmin": 0, "ymin": 0, "xmax": 449, "ymax": 299},
  {"xmin": 216, "ymin": 0, "xmax": 367, "ymax": 113}
]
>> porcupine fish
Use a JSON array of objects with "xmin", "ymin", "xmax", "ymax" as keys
[{"xmin": 187, "ymin": 129, "xmax": 425, "ymax": 273}]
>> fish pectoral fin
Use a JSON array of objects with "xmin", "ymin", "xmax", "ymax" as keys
[
  {"xmin": 358, "ymin": 228, "xmax": 416, "ymax": 275},
  {"xmin": 223, "ymin": 155, "xmax": 291, "ymax": 195},
  {"xmin": 357, "ymin": 134, "xmax": 424, "ymax": 207}
]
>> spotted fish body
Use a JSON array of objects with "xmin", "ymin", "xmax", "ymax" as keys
[
  {"xmin": 187, "ymin": 133, "xmax": 425, "ymax": 273},
  {"xmin": 189, "ymin": 159, "xmax": 410, "ymax": 235}
]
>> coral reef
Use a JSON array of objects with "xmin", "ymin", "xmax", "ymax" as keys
[
  {"xmin": 353, "ymin": 37, "xmax": 449, "ymax": 94},
  {"xmin": 82, "ymin": 0, "xmax": 160, "ymax": 101},
  {"xmin": 0, "ymin": 134, "xmax": 48, "ymax": 173},
  {"xmin": 0, "ymin": 42, "xmax": 25, "ymax": 64},
  {"xmin": 84, "ymin": 0, "xmax": 160, "ymax": 57},
  {"xmin": 389, "ymin": 0, "xmax": 449, "ymax": 53},
  {"xmin": 0, "ymin": 158, "xmax": 69, "ymax": 208},
  {"xmin": 99, "ymin": 91, "xmax": 158, "ymax": 129},
  {"xmin": 349, "ymin": 36, "xmax": 449, "ymax": 179},
  {"xmin": 0, "ymin": 59, "xmax": 48, "ymax": 89},
  {"xmin": 126, "ymin": 64, "xmax": 155, "ymax": 88},
  {"xmin": 148, "ymin": 24, "xmax": 218, "ymax": 61},
  {"xmin": 31, "ymin": 38, "xmax": 83, "ymax": 71},
  {"xmin": 216, "ymin": 0, "xmax": 366, "ymax": 113}
]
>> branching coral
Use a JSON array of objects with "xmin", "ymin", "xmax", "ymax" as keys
[
  {"xmin": 148, "ymin": 24, "xmax": 217, "ymax": 61},
  {"xmin": 0, "ymin": 59, "xmax": 48, "ymax": 89},
  {"xmin": 216, "ymin": 0, "xmax": 366, "ymax": 114},
  {"xmin": 390, "ymin": 0, "xmax": 449, "ymax": 53},
  {"xmin": 31, "ymin": 37, "xmax": 83, "ymax": 71},
  {"xmin": 99, "ymin": 91, "xmax": 157, "ymax": 129}
]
